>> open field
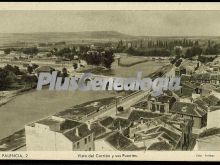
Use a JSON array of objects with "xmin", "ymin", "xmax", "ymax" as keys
[
  {"xmin": 117, "ymin": 53, "xmax": 149, "ymax": 66},
  {"xmin": 111, "ymin": 54, "xmax": 169, "ymax": 77},
  {"xmin": 77, "ymin": 54, "xmax": 169, "ymax": 77}
]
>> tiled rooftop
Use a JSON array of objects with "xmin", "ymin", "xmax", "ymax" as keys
[
  {"xmin": 135, "ymin": 123, "xmax": 182, "ymax": 150},
  {"xmin": 91, "ymin": 122, "xmax": 108, "ymax": 138},
  {"xmin": 30, "ymin": 116, "xmax": 92, "ymax": 143},
  {"xmin": 199, "ymin": 127, "xmax": 220, "ymax": 139},
  {"xmin": 55, "ymin": 97, "xmax": 115, "ymax": 121},
  {"xmin": 128, "ymin": 110, "xmax": 164, "ymax": 122},
  {"xmin": 64, "ymin": 123, "xmax": 93, "ymax": 143},
  {"xmin": 34, "ymin": 117, "xmax": 82, "ymax": 132},
  {"xmin": 131, "ymin": 100, "xmax": 148, "ymax": 109},
  {"xmin": 98, "ymin": 116, "xmax": 131, "ymax": 131},
  {"xmin": 147, "ymin": 141, "xmax": 173, "ymax": 150},
  {"xmin": 105, "ymin": 132, "xmax": 138, "ymax": 151},
  {"xmin": 170, "ymin": 102, "xmax": 207, "ymax": 117},
  {"xmin": 36, "ymin": 118, "xmax": 61, "ymax": 126}
]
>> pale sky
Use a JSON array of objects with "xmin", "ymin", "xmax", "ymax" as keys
[{"xmin": 1, "ymin": 10, "xmax": 220, "ymax": 36}]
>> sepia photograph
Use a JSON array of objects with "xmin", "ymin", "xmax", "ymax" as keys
[{"xmin": 0, "ymin": 2, "xmax": 220, "ymax": 161}]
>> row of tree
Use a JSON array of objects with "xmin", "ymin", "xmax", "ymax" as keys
[
  {"xmin": 197, "ymin": 55, "xmax": 217, "ymax": 63},
  {"xmin": 185, "ymin": 46, "xmax": 203, "ymax": 58},
  {"xmin": 3, "ymin": 47, "xmax": 39, "ymax": 55},
  {"xmin": 203, "ymin": 45, "xmax": 219, "ymax": 55},
  {"xmin": 117, "ymin": 39, "xmax": 195, "ymax": 51},
  {"xmin": 126, "ymin": 47, "xmax": 171, "ymax": 57},
  {"xmin": 53, "ymin": 47, "xmax": 77, "ymax": 60}
]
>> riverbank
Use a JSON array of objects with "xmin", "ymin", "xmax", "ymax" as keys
[
  {"xmin": 0, "ymin": 129, "xmax": 25, "ymax": 151},
  {"xmin": 0, "ymin": 87, "xmax": 35, "ymax": 108}
]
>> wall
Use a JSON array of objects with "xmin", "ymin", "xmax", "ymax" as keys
[
  {"xmin": 195, "ymin": 139, "xmax": 220, "ymax": 151},
  {"xmin": 193, "ymin": 117, "xmax": 202, "ymax": 129},
  {"xmin": 72, "ymin": 133, "xmax": 95, "ymax": 151},
  {"xmin": 25, "ymin": 125, "xmax": 57, "ymax": 151},
  {"xmin": 207, "ymin": 110, "xmax": 220, "ymax": 128},
  {"xmin": 147, "ymin": 101, "xmax": 169, "ymax": 113},
  {"xmin": 94, "ymin": 139, "xmax": 116, "ymax": 151},
  {"xmin": 25, "ymin": 125, "xmax": 73, "ymax": 151},
  {"xmin": 55, "ymin": 133, "xmax": 73, "ymax": 151},
  {"xmin": 180, "ymin": 115, "xmax": 201, "ymax": 129},
  {"xmin": 25, "ymin": 123, "xmax": 95, "ymax": 151}
]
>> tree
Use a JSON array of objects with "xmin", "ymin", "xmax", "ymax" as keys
[
  {"xmin": 185, "ymin": 47, "xmax": 202, "ymax": 58},
  {"xmin": 62, "ymin": 67, "xmax": 68, "ymax": 77},
  {"xmin": 32, "ymin": 64, "xmax": 39, "ymax": 70},
  {"xmin": 22, "ymin": 47, "xmax": 38, "ymax": 55},
  {"xmin": 194, "ymin": 40, "xmax": 199, "ymax": 46},
  {"xmin": 175, "ymin": 59, "xmax": 183, "ymax": 67},
  {"xmin": 56, "ymin": 47, "xmax": 71, "ymax": 56},
  {"xmin": 0, "ymin": 68, "xmax": 15, "ymax": 90},
  {"xmin": 102, "ymin": 50, "xmax": 115, "ymax": 69},
  {"xmin": 170, "ymin": 58, "xmax": 177, "ymax": 65},
  {"xmin": 204, "ymin": 45, "xmax": 218, "ymax": 55},
  {"xmin": 46, "ymin": 52, "xmax": 52, "ymax": 57},
  {"xmin": 116, "ymin": 40, "xmax": 125, "ymax": 52},
  {"xmin": 73, "ymin": 63, "xmax": 78, "ymax": 70},
  {"xmin": 4, "ymin": 64, "xmax": 23, "ymax": 75},
  {"xmin": 198, "ymin": 55, "xmax": 216, "ymax": 64},
  {"xmin": 27, "ymin": 65, "xmax": 33, "ymax": 74},
  {"xmin": 13, "ymin": 66, "xmax": 22, "ymax": 75},
  {"xmin": 4, "ymin": 48, "xmax": 11, "ymax": 55},
  {"xmin": 4, "ymin": 64, "xmax": 14, "ymax": 72},
  {"xmin": 84, "ymin": 51, "xmax": 102, "ymax": 66},
  {"xmin": 21, "ymin": 75, "xmax": 38, "ymax": 88},
  {"xmin": 174, "ymin": 47, "xmax": 182, "ymax": 56},
  {"xmin": 83, "ymin": 50, "xmax": 115, "ymax": 69},
  {"xmin": 55, "ymin": 47, "xmax": 77, "ymax": 60}
]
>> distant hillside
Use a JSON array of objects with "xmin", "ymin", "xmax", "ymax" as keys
[
  {"xmin": 1, "ymin": 31, "xmax": 219, "ymax": 47},
  {"xmin": 0, "ymin": 31, "xmax": 135, "ymax": 45},
  {"xmin": 56, "ymin": 31, "xmax": 134, "ymax": 39}
]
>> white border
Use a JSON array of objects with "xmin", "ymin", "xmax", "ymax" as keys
[
  {"xmin": 0, "ymin": 2, "xmax": 219, "ymax": 11},
  {"xmin": 0, "ymin": 151, "xmax": 220, "ymax": 161},
  {"xmin": 0, "ymin": 2, "xmax": 220, "ymax": 161}
]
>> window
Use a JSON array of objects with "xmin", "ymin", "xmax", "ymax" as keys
[
  {"xmin": 160, "ymin": 105, "xmax": 165, "ymax": 113},
  {"xmin": 88, "ymin": 136, "xmax": 91, "ymax": 142},
  {"xmin": 152, "ymin": 104, "xmax": 156, "ymax": 112},
  {"xmin": 157, "ymin": 104, "xmax": 160, "ymax": 111},
  {"xmin": 77, "ymin": 142, "xmax": 80, "ymax": 149},
  {"xmin": 85, "ymin": 138, "xmax": 87, "ymax": 144},
  {"xmin": 89, "ymin": 147, "xmax": 92, "ymax": 151}
]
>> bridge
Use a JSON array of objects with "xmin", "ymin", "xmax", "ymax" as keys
[{"xmin": 76, "ymin": 64, "xmax": 173, "ymax": 123}]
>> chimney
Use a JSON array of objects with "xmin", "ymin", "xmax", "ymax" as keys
[
  {"xmin": 140, "ymin": 117, "xmax": 144, "ymax": 124},
  {"xmin": 118, "ymin": 121, "xmax": 122, "ymax": 133},
  {"xmin": 87, "ymin": 121, "xmax": 91, "ymax": 130},
  {"xmin": 75, "ymin": 127, "xmax": 79, "ymax": 137},
  {"xmin": 117, "ymin": 138, "xmax": 120, "ymax": 149}
]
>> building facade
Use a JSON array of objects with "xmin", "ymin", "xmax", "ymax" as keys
[{"xmin": 25, "ymin": 116, "xmax": 94, "ymax": 151}]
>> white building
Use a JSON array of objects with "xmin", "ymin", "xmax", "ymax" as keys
[
  {"xmin": 194, "ymin": 128, "xmax": 220, "ymax": 151},
  {"xmin": 25, "ymin": 116, "xmax": 94, "ymax": 151},
  {"xmin": 207, "ymin": 108, "xmax": 220, "ymax": 128}
]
